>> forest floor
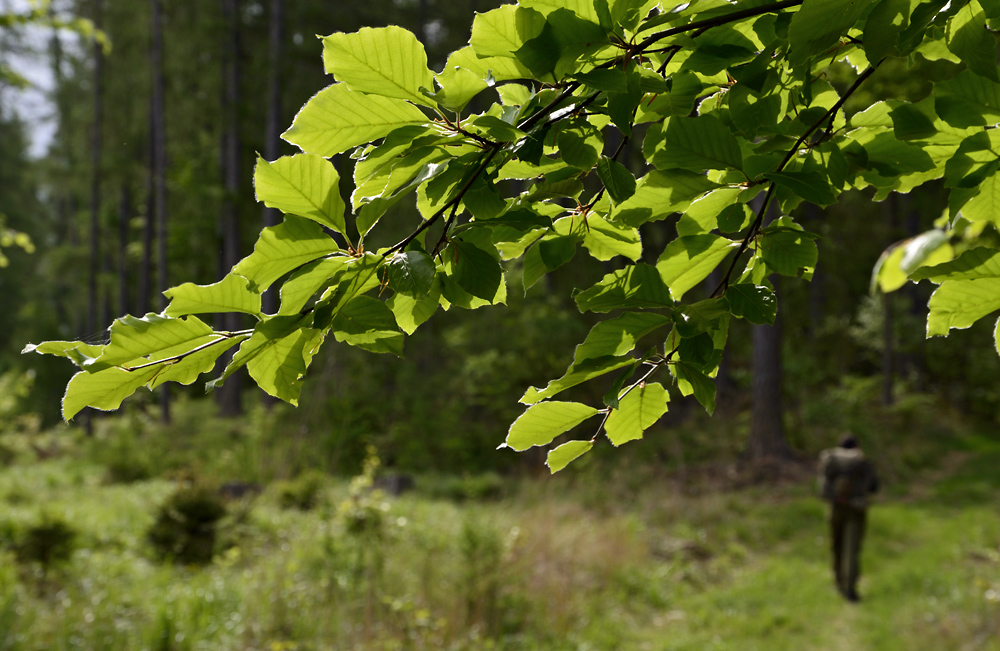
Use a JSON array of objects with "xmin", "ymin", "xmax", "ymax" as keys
[{"xmin": 0, "ymin": 417, "xmax": 997, "ymax": 650}]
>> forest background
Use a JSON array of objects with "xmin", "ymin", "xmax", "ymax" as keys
[{"xmin": 0, "ymin": 0, "xmax": 998, "ymax": 649}]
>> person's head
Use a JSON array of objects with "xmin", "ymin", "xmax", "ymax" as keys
[{"xmin": 839, "ymin": 435, "xmax": 859, "ymax": 449}]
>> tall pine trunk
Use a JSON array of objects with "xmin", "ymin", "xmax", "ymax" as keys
[
  {"xmin": 151, "ymin": 0, "xmax": 170, "ymax": 423},
  {"xmin": 87, "ymin": 0, "xmax": 104, "ymax": 340},
  {"xmin": 261, "ymin": 0, "xmax": 284, "ymax": 316},
  {"xmin": 216, "ymin": 0, "xmax": 244, "ymax": 417},
  {"xmin": 745, "ymin": 198, "xmax": 792, "ymax": 461}
]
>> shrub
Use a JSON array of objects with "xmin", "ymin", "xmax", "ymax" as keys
[
  {"xmin": 273, "ymin": 469, "xmax": 328, "ymax": 511},
  {"xmin": 15, "ymin": 514, "xmax": 77, "ymax": 569},
  {"xmin": 147, "ymin": 485, "xmax": 227, "ymax": 565}
]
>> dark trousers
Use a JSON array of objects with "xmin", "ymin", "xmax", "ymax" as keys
[{"xmin": 830, "ymin": 503, "xmax": 867, "ymax": 597}]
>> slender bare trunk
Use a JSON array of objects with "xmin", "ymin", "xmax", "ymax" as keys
[
  {"xmin": 261, "ymin": 0, "xmax": 284, "ymax": 316},
  {"xmin": 87, "ymin": 0, "xmax": 104, "ymax": 339},
  {"xmin": 746, "ymin": 198, "xmax": 791, "ymax": 461},
  {"xmin": 151, "ymin": 0, "xmax": 171, "ymax": 423},
  {"xmin": 217, "ymin": 0, "xmax": 244, "ymax": 417},
  {"xmin": 118, "ymin": 184, "xmax": 131, "ymax": 316}
]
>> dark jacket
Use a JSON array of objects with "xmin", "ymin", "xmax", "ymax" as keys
[{"xmin": 818, "ymin": 447, "xmax": 879, "ymax": 509}]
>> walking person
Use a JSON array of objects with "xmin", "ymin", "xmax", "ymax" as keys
[{"xmin": 818, "ymin": 435, "xmax": 879, "ymax": 602}]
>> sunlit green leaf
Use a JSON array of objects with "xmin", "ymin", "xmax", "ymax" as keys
[
  {"xmin": 283, "ymin": 84, "xmax": 429, "ymax": 157},
  {"xmin": 788, "ymin": 0, "xmax": 874, "ymax": 66},
  {"xmin": 521, "ymin": 355, "xmax": 636, "ymax": 405},
  {"xmin": 546, "ymin": 439, "xmax": 594, "ymax": 473},
  {"xmin": 504, "ymin": 401, "xmax": 600, "ymax": 451},
  {"xmin": 234, "ymin": 216, "xmax": 339, "ymax": 293},
  {"xmin": 254, "ymin": 154, "xmax": 346, "ymax": 233},
  {"xmin": 605, "ymin": 382, "xmax": 669, "ymax": 447},
  {"xmin": 945, "ymin": 0, "xmax": 999, "ymax": 82},
  {"xmin": 574, "ymin": 312, "xmax": 671, "ymax": 363},
  {"xmin": 575, "ymin": 263, "xmax": 674, "ymax": 313},
  {"xmin": 247, "ymin": 327, "xmax": 325, "ymax": 405},
  {"xmin": 322, "ymin": 26, "xmax": 436, "ymax": 106},
  {"xmin": 164, "ymin": 274, "xmax": 262, "ymax": 319},
  {"xmin": 927, "ymin": 278, "xmax": 1000, "ymax": 336},
  {"xmin": 656, "ymin": 235, "xmax": 739, "ymax": 301}
]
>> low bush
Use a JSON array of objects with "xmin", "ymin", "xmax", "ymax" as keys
[
  {"xmin": 15, "ymin": 513, "xmax": 77, "ymax": 569},
  {"xmin": 147, "ymin": 484, "xmax": 227, "ymax": 565}
]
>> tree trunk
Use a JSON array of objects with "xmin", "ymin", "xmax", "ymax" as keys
[
  {"xmin": 118, "ymin": 184, "xmax": 131, "ymax": 317},
  {"xmin": 151, "ymin": 0, "xmax": 170, "ymax": 423},
  {"xmin": 261, "ymin": 0, "xmax": 284, "ymax": 317},
  {"xmin": 745, "ymin": 197, "xmax": 792, "ymax": 461},
  {"xmin": 259, "ymin": 0, "xmax": 285, "ymax": 408},
  {"xmin": 137, "ymin": 107, "xmax": 155, "ymax": 316},
  {"xmin": 216, "ymin": 0, "xmax": 244, "ymax": 417},
  {"xmin": 87, "ymin": 0, "xmax": 104, "ymax": 340}
]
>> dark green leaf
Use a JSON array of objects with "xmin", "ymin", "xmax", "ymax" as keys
[
  {"xmin": 764, "ymin": 171, "xmax": 837, "ymax": 206},
  {"xmin": 386, "ymin": 250, "xmax": 436, "ymax": 297},
  {"xmin": 574, "ymin": 263, "xmax": 674, "ymax": 313},
  {"xmin": 671, "ymin": 362, "xmax": 716, "ymax": 415},
  {"xmin": 652, "ymin": 115, "xmax": 744, "ymax": 172},
  {"xmin": 725, "ymin": 283, "xmax": 777, "ymax": 324},
  {"xmin": 596, "ymin": 157, "xmax": 637, "ymax": 204},
  {"xmin": 331, "ymin": 296, "xmax": 404, "ymax": 356},
  {"xmin": 451, "ymin": 235, "xmax": 503, "ymax": 300}
]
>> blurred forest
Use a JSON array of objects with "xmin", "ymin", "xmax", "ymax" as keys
[
  {"xmin": 0, "ymin": 0, "xmax": 998, "ymax": 473},
  {"xmin": 0, "ymin": 2, "xmax": 999, "ymax": 650}
]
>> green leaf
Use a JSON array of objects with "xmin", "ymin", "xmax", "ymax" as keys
[
  {"xmin": 386, "ymin": 250, "xmax": 436, "ymax": 297},
  {"xmin": 910, "ymin": 247, "xmax": 1000, "ymax": 282},
  {"xmin": 862, "ymin": 0, "xmax": 911, "ymax": 62},
  {"xmin": 435, "ymin": 61, "xmax": 490, "ymax": 111},
  {"xmin": 546, "ymin": 440, "xmax": 594, "ymax": 473},
  {"xmin": 463, "ymin": 174, "xmax": 508, "ymax": 220},
  {"xmin": 450, "ymin": 235, "xmax": 503, "ymax": 301},
  {"xmin": 87, "ymin": 314, "xmax": 218, "ymax": 371},
  {"xmin": 927, "ymin": 278, "xmax": 1000, "ymax": 336},
  {"xmin": 671, "ymin": 362, "xmax": 716, "ymax": 415},
  {"xmin": 521, "ymin": 355, "xmax": 636, "ymax": 405},
  {"xmin": 330, "ymin": 296, "xmax": 404, "ymax": 356},
  {"xmin": 760, "ymin": 224, "xmax": 819, "ymax": 278},
  {"xmin": 946, "ymin": 1, "xmax": 1000, "ymax": 83},
  {"xmin": 888, "ymin": 103, "xmax": 937, "ymax": 141},
  {"xmin": 788, "ymin": 0, "xmax": 874, "ymax": 67},
  {"xmin": 247, "ymin": 327, "xmax": 325, "ymax": 405},
  {"xmin": 254, "ymin": 154, "xmax": 346, "ymax": 234},
  {"xmin": 582, "ymin": 215, "xmax": 642, "ymax": 262},
  {"xmin": 595, "ymin": 157, "xmax": 637, "ymax": 204},
  {"xmin": 514, "ymin": 8, "xmax": 609, "ymax": 80},
  {"xmin": 574, "ymin": 312, "xmax": 671, "ymax": 363},
  {"xmin": 504, "ymin": 401, "xmax": 600, "ymax": 451},
  {"xmin": 764, "ymin": 171, "xmax": 836, "ymax": 206},
  {"xmin": 22, "ymin": 340, "xmax": 104, "ymax": 367},
  {"xmin": 656, "ymin": 235, "xmax": 739, "ymax": 301},
  {"xmin": 725, "ymin": 284, "xmax": 777, "ymax": 325},
  {"xmin": 934, "ymin": 71, "xmax": 1000, "ymax": 128},
  {"xmin": 147, "ymin": 338, "xmax": 242, "ymax": 390},
  {"xmin": 444, "ymin": 46, "xmax": 533, "ymax": 85},
  {"xmin": 282, "ymin": 84, "xmax": 428, "ymax": 157},
  {"xmin": 388, "ymin": 280, "xmax": 441, "ymax": 335},
  {"xmin": 605, "ymin": 382, "xmax": 669, "ymax": 447},
  {"xmin": 208, "ymin": 315, "xmax": 312, "ymax": 390},
  {"xmin": 574, "ymin": 263, "xmax": 674, "ymax": 313},
  {"xmin": 163, "ymin": 274, "xmax": 262, "ymax": 319},
  {"xmin": 233, "ymin": 216, "xmax": 339, "ymax": 293},
  {"xmin": 63, "ymin": 366, "xmax": 159, "ymax": 421},
  {"xmin": 278, "ymin": 256, "xmax": 351, "ymax": 316},
  {"xmin": 322, "ymin": 26, "xmax": 435, "ymax": 106},
  {"xmin": 652, "ymin": 116, "xmax": 744, "ymax": 172},
  {"xmin": 672, "ymin": 298, "xmax": 730, "ymax": 339},
  {"xmin": 470, "ymin": 116, "xmax": 525, "ymax": 143},
  {"xmin": 558, "ymin": 118, "xmax": 602, "ymax": 169},
  {"xmin": 470, "ymin": 5, "xmax": 545, "ymax": 58},
  {"xmin": 961, "ymin": 170, "xmax": 1000, "ymax": 227}
]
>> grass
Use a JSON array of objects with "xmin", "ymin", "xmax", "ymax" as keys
[{"xmin": 0, "ymin": 403, "xmax": 997, "ymax": 649}]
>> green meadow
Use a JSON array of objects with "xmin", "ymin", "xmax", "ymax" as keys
[{"xmin": 0, "ymin": 401, "xmax": 997, "ymax": 650}]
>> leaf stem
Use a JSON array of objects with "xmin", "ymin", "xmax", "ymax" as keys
[{"xmin": 122, "ymin": 332, "xmax": 250, "ymax": 372}]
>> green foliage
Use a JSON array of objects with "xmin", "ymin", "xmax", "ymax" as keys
[
  {"xmin": 27, "ymin": 1, "xmax": 1000, "ymax": 470},
  {"xmin": 273, "ymin": 469, "xmax": 328, "ymax": 511},
  {"xmin": 147, "ymin": 484, "xmax": 227, "ymax": 565},
  {"xmin": 15, "ymin": 513, "xmax": 77, "ymax": 570}
]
